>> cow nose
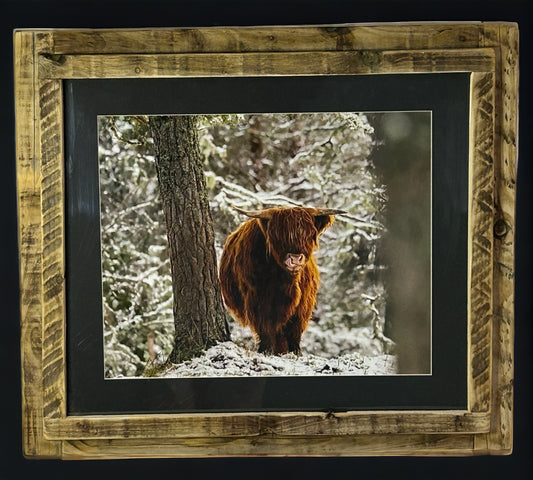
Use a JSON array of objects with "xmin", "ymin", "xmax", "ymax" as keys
[{"xmin": 287, "ymin": 253, "xmax": 305, "ymax": 266}]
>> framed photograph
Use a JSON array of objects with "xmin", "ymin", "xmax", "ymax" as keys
[{"xmin": 14, "ymin": 22, "xmax": 518, "ymax": 458}]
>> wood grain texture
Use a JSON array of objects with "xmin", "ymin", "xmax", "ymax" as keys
[
  {"xmin": 14, "ymin": 31, "xmax": 62, "ymax": 458},
  {"xmin": 43, "ymin": 411, "xmax": 490, "ymax": 440},
  {"xmin": 484, "ymin": 22, "xmax": 517, "ymax": 456},
  {"xmin": 468, "ymin": 72, "xmax": 495, "ymax": 413},
  {"xmin": 32, "ymin": 23, "xmax": 499, "ymax": 55},
  {"xmin": 39, "ymin": 79, "xmax": 67, "ymax": 420},
  {"xmin": 37, "ymin": 49, "xmax": 495, "ymax": 79},
  {"xmin": 60, "ymin": 434, "xmax": 477, "ymax": 459}
]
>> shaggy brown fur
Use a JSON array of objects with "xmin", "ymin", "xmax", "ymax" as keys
[{"xmin": 219, "ymin": 206, "xmax": 344, "ymax": 354}]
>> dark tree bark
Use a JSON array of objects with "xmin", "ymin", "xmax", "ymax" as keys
[{"xmin": 149, "ymin": 115, "xmax": 230, "ymax": 363}]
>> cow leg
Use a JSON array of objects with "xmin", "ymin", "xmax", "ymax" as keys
[
  {"xmin": 258, "ymin": 327, "xmax": 289, "ymax": 354},
  {"xmin": 256, "ymin": 321, "xmax": 278, "ymax": 354},
  {"xmin": 252, "ymin": 299, "xmax": 292, "ymax": 354},
  {"xmin": 284, "ymin": 315, "xmax": 303, "ymax": 355},
  {"xmin": 257, "ymin": 332, "xmax": 273, "ymax": 354},
  {"xmin": 272, "ymin": 331, "xmax": 289, "ymax": 355}
]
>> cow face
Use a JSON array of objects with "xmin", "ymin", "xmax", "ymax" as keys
[{"xmin": 234, "ymin": 206, "xmax": 346, "ymax": 275}]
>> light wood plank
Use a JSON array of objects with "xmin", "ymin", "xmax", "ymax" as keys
[
  {"xmin": 14, "ymin": 30, "xmax": 62, "ymax": 458},
  {"xmin": 44, "ymin": 411, "xmax": 490, "ymax": 440},
  {"xmin": 468, "ymin": 72, "xmax": 495, "ymax": 413},
  {"xmin": 39, "ymin": 79, "xmax": 67, "ymax": 421},
  {"xmin": 484, "ymin": 22, "xmax": 517, "ymax": 456},
  {"xmin": 471, "ymin": 21, "xmax": 517, "ymax": 457},
  {"xmin": 32, "ymin": 23, "xmax": 499, "ymax": 55},
  {"xmin": 37, "ymin": 49, "xmax": 495, "ymax": 79},
  {"xmin": 61, "ymin": 433, "xmax": 477, "ymax": 459}
]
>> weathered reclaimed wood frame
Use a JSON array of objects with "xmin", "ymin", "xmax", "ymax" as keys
[{"xmin": 14, "ymin": 23, "xmax": 518, "ymax": 458}]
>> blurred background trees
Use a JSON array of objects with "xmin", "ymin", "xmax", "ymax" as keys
[{"xmin": 369, "ymin": 112, "xmax": 432, "ymax": 373}]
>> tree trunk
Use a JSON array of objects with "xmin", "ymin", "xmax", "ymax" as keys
[{"xmin": 149, "ymin": 115, "xmax": 230, "ymax": 363}]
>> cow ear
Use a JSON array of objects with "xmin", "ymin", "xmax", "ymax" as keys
[
  {"xmin": 312, "ymin": 208, "xmax": 347, "ymax": 234},
  {"xmin": 314, "ymin": 214, "xmax": 334, "ymax": 234}
]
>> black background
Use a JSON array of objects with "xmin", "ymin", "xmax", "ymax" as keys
[{"xmin": 2, "ymin": 0, "xmax": 531, "ymax": 478}]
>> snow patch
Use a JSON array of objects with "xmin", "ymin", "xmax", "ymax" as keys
[{"xmin": 162, "ymin": 341, "xmax": 397, "ymax": 378}]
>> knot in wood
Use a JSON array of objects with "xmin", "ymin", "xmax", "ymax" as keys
[
  {"xmin": 494, "ymin": 218, "xmax": 510, "ymax": 238},
  {"xmin": 358, "ymin": 50, "xmax": 382, "ymax": 68}
]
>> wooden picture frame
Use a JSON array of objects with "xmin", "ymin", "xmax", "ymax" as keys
[{"xmin": 14, "ymin": 22, "xmax": 518, "ymax": 458}]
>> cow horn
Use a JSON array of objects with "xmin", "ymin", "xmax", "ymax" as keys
[
  {"xmin": 313, "ymin": 208, "xmax": 348, "ymax": 216},
  {"xmin": 232, "ymin": 206, "xmax": 272, "ymax": 219}
]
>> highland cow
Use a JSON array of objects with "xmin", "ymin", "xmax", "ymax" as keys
[{"xmin": 219, "ymin": 206, "xmax": 345, "ymax": 355}]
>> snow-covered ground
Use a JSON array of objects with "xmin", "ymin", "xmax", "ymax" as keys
[{"xmin": 159, "ymin": 320, "xmax": 397, "ymax": 378}]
